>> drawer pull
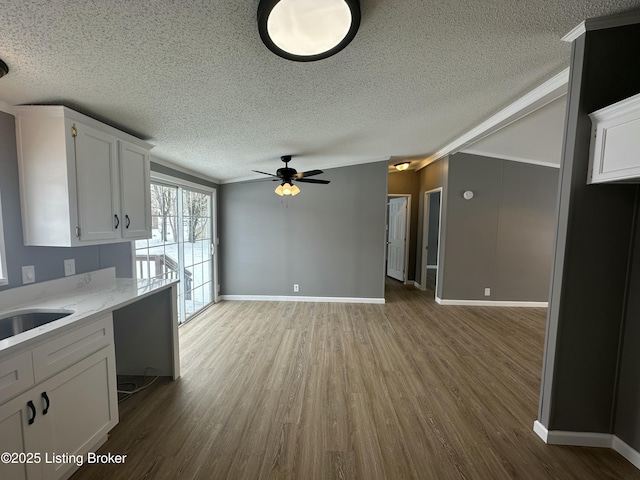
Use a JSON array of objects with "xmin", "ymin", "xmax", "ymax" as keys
[
  {"xmin": 42, "ymin": 392, "xmax": 50, "ymax": 415},
  {"xmin": 27, "ymin": 400, "xmax": 36, "ymax": 425}
]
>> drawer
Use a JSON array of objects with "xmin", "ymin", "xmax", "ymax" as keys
[
  {"xmin": 0, "ymin": 350, "xmax": 34, "ymax": 404},
  {"xmin": 32, "ymin": 314, "xmax": 114, "ymax": 383}
]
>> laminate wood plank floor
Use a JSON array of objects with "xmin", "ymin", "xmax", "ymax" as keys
[{"xmin": 72, "ymin": 279, "xmax": 640, "ymax": 479}]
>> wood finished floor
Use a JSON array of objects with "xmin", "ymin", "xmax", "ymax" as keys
[{"xmin": 73, "ymin": 279, "xmax": 640, "ymax": 479}]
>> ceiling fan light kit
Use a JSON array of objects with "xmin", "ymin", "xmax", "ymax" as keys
[
  {"xmin": 275, "ymin": 182, "xmax": 300, "ymax": 196},
  {"xmin": 253, "ymin": 155, "xmax": 330, "ymax": 197},
  {"xmin": 257, "ymin": 0, "xmax": 361, "ymax": 62}
]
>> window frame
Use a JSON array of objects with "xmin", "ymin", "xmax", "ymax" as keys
[{"xmin": 131, "ymin": 171, "xmax": 218, "ymax": 322}]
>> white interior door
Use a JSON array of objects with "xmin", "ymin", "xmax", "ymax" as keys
[{"xmin": 386, "ymin": 197, "xmax": 407, "ymax": 281}]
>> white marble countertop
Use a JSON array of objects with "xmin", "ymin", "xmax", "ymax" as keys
[{"xmin": 0, "ymin": 268, "xmax": 178, "ymax": 357}]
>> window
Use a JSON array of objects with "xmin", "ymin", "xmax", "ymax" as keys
[
  {"xmin": 0, "ymin": 191, "xmax": 8, "ymax": 286},
  {"xmin": 134, "ymin": 175, "xmax": 217, "ymax": 324}
]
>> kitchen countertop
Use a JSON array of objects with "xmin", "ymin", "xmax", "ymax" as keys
[{"xmin": 0, "ymin": 267, "xmax": 178, "ymax": 357}]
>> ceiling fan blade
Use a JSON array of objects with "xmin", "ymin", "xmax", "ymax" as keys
[
  {"xmin": 294, "ymin": 169, "xmax": 323, "ymax": 179},
  {"xmin": 296, "ymin": 178, "xmax": 330, "ymax": 184},
  {"xmin": 252, "ymin": 170, "xmax": 280, "ymax": 178}
]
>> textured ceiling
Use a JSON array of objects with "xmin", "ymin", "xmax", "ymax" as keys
[{"xmin": 1, "ymin": 1, "xmax": 640, "ymax": 183}]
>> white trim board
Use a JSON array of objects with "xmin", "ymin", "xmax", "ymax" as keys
[
  {"xmin": 219, "ymin": 295, "xmax": 385, "ymax": 304},
  {"xmin": 435, "ymin": 297, "xmax": 548, "ymax": 307},
  {"xmin": 413, "ymin": 68, "xmax": 569, "ymax": 171},
  {"xmin": 533, "ymin": 421, "xmax": 640, "ymax": 471},
  {"xmin": 413, "ymin": 281, "xmax": 422, "ymax": 289}
]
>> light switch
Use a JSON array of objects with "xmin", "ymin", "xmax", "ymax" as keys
[{"xmin": 22, "ymin": 265, "xmax": 35, "ymax": 284}]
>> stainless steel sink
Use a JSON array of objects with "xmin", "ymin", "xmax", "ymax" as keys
[{"xmin": 0, "ymin": 309, "xmax": 74, "ymax": 341}]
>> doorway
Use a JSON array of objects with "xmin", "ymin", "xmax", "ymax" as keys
[
  {"xmin": 386, "ymin": 195, "xmax": 410, "ymax": 283},
  {"xmin": 421, "ymin": 188, "xmax": 442, "ymax": 293},
  {"xmin": 134, "ymin": 176, "xmax": 217, "ymax": 324}
]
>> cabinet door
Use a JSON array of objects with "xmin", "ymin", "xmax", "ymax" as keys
[
  {"xmin": 0, "ymin": 390, "xmax": 43, "ymax": 480},
  {"xmin": 38, "ymin": 347, "xmax": 119, "ymax": 480},
  {"xmin": 119, "ymin": 141, "xmax": 151, "ymax": 239},
  {"xmin": 74, "ymin": 123, "xmax": 120, "ymax": 241}
]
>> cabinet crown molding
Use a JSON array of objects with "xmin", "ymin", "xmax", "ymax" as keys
[{"xmin": 12, "ymin": 105, "xmax": 153, "ymax": 151}]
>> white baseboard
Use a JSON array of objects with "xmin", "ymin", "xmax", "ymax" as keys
[
  {"xmin": 413, "ymin": 281, "xmax": 422, "ymax": 289},
  {"xmin": 436, "ymin": 297, "xmax": 548, "ymax": 307},
  {"xmin": 613, "ymin": 436, "xmax": 640, "ymax": 471},
  {"xmin": 219, "ymin": 295, "xmax": 385, "ymax": 304},
  {"xmin": 533, "ymin": 420, "xmax": 549, "ymax": 442},
  {"xmin": 533, "ymin": 421, "xmax": 640, "ymax": 470}
]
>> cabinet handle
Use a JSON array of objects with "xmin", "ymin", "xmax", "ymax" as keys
[
  {"xmin": 125, "ymin": 214, "xmax": 130, "ymax": 229},
  {"xmin": 27, "ymin": 400, "xmax": 36, "ymax": 425},
  {"xmin": 42, "ymin": 392, "xmax": 50, "ymax": 415},
  {"xmin": 114, "ymin": 214, "xmax": 120, "ymax": 229}
]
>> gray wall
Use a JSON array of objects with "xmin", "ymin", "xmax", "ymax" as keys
[
  {"xmin": 538, "ymin": 20, "xmax": 640, "ymax": 436},
  {"xmin": 388, "ymin": 170, "xmax": 420, "ymax": 281},
  {"xmin": 0, "ymin": 111, "xmax": 132, "ymax": 292},
  {"xmin": 219, "ymin": 161, "xmax": 388, "ymax": 299},
  {"xmin": 440, "ymin": 153, "xmax": 558, "ymax": 302},
  {"xmin": 615, "ymin": 206, "xmax": 640, "ymax": 447}
]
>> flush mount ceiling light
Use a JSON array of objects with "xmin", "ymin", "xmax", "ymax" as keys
[
  {"xmin": 257, "ymin": 0, "xmax": 361, "ymax": 62},
  {"xmin": 0, "ymin": 59, "xmax": 8, "ymax": 79},
  {"xmin": 394, "ymin": 162, "xmax": 411, "ymax": 171}
]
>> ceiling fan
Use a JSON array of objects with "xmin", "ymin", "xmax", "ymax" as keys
[{"xmin": 252, "ymin": 155, "xmax": 330, "ymax": 196}]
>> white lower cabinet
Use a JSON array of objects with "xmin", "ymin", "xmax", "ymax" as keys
[
  {"xmin": 0, "ymin": 316, "xmax": 118, "ymax": 480},
  {"xmin": 40, "ymin": 348, "xmax": 118, "ymax": 480},
  {"xmin": 0, "ymin": 390, "xmax": 42, "ymax": 480}
]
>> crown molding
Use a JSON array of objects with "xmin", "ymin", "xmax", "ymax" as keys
[
  {"xmin": 414, "ymin": 68, "xmax": 569, "ymax": 171},
  {"xmin": 563, "ymin": 10, "xmax": 640, "ymax": 43},
  {"xmin": 0, "ymin": 101, "xmax": 14, "ymax": 115},
  {"xmin": 561, "ymin": 22, "xmax": 586, "ymax": 42},
  {"xmin": 150, "ymin": 156, "xmax": 221, "ymax": 185}
]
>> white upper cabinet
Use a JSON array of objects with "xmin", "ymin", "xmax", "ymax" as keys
[
  {"xmin": 118, "ymin": 141, "xmax": 151, "ymax": 239},
  {"xmin": 588, "ymin": 93, "xmax": 640, "ymax": 184},
  {"xmin": 74, "ymin": 123, "xmax": 120, "ymax": 242},
  {"xmin": 14, "ymin": 106, "xmax": 152, "ymax": 246}
]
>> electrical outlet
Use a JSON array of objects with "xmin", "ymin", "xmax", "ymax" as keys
[
  {"xmin": 22, "ymin": 265, "xmax": 35, "ymax": 284},
  {"xmin": 293, "ymin": 284, "xmax": 299, "ymax": 292},
  {"xmin": 484, "ymin": 287, "xmax": 491, "ymax": 297},
  {"xmin": 64, "ymin": 259, "xmax": 76, "ymax": 276}
]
